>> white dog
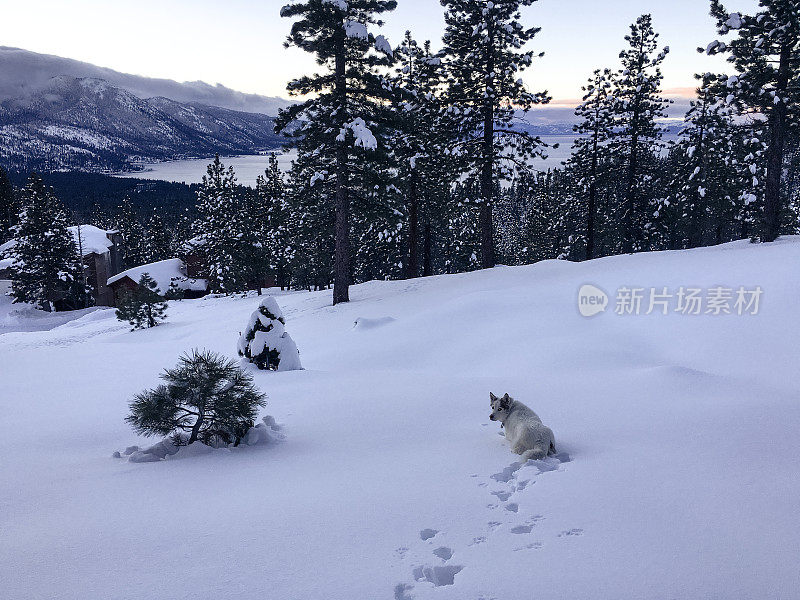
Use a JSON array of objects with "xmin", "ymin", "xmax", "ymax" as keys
[{"xmin": 489, "ymin": 392, "xmax": 556, "ymax": 460}]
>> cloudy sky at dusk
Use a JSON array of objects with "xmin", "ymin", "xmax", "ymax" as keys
[{"xmin": 3, "ymin": 0, "xmax": 758, "ymax": 106}]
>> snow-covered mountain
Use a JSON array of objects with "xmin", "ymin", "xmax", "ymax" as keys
[
  {"xmin": 0, "ymin": 47, "xmax": 290, "ymax": 172},
  {"xmin": 2, "ymin": 238, "xmax": 798, "ymax": 599},
  {"xmin": 0, "ymin": 47, "xmax": 290, "ymax": 115}
]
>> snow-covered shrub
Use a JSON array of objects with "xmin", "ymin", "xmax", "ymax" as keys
[
  {"xmin": 115, "ymin": 273, "xmax": 167, "ymax": 330},
  {"xmin": 126, "ymin": 349, "xmax": 266, "ymax": 447},
  {"xmin": 237, "ymin": 296, "xmax": 302, "ymax": 371}
]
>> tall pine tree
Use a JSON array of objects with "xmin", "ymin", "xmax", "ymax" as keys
[
  {"xmin": 0, "ymin": 166, "xmax": 16, "ymax": 244},
  {"xmin": 145, "ymin": 211, "xmax": 173, "ymax": 263},
  {"xmin": 284, "ymin": 155, "xmax": 336, "ymax": 291},
  {"xmin": 662, "ymin": 73, "xmax": 747, "ymax": 248},
  {"xmin": 568, "ymin": 68, "xmax": 615, "ymax": 259},
  {"xmin": 440, "ymin": 0, "xmax": 550, "ymax": 268},
  {"xmin": 8, "ymin": 175, "xmax": 83, "ymax": 311},
  {"xmin": 278, "ymin": 0, "xmax": 397, "ymax": 304},
  {"xmin": 116, "ymin": 197, "xmax": 148, "ymax": 268},
  {"xmin": 255, "ymin": 153, "xmax": 294, "ymax": 289},
  {"xmin": 705, "ymin": 0, "xmax": 800, "ymax": 241},
  {"xmin": 193, "ymin": 155, "xmax": 246, "ymax": 294},
  {"xmin": 389, "ymin": 33, "xmax": 459, "ymax": 279},
  {"xmin": 611, "ymin": 14, "xmax": 671, "ymax": 253}
]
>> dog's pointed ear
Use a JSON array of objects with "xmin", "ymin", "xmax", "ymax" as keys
[
  {"xmin": 500, "ymin": 394, "xmax": 510, "ymax": 409},
  {"xmin": 502, "ymin": 393, "xmax": 510, "ymax": 401},
  {"xmin": 489, "ymin": 392, "xmax": 498, "ymax": 401}
]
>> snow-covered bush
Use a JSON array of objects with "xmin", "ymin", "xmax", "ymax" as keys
[
  {"xmin": 126, "ymin": 349, "xmax": 266, "ymax": 447},
  {"xmin": 237, "ymin": 296, "xmax": 302, "ymax": 371}
]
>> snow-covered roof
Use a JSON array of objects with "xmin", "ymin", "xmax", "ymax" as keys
[
  {"xmin": 0, "ymin": 238, "xmax": 16, "ymax": 255},
  {"xmin": 0, "ymin": 225, "xmax": 115, "ymax": 266},
  {"xmin": 69, "ymin": 225, "xmax": 115, "ymax": 256},
  {"xmin": 182, "ymin": 235, "xmax": 207, "ymax": 252},
  {"xmin": 107, "ymin": 258, "xmax": 207, "ymax": 294}
]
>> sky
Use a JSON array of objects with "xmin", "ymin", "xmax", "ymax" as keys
[{"xmin": 1, "ymin": 0, "xmax": 758, "ymax": 106}]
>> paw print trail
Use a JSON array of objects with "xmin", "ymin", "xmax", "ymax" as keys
[{"xmin": 391, "ymin": 452, "xmax": 576, "ymax": 598}]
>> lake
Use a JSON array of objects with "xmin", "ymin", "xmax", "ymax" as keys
[{"xmin": 112, "ymin": 135, "xmax": 581, "ymax": 187}]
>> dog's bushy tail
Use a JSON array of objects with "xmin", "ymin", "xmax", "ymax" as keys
[{"xmin": 520, "ymin": 448, "xmax": 547, "ymax": 462}]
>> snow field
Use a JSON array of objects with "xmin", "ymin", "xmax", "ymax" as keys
[{"xmin": 1, "ymin": 238, "xmax": 799, "ymax": 599}]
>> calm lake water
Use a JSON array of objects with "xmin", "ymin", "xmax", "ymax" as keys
[
  {"xmin": 114, "ymin": 151, "xmax": 298, "ymax": 187},
  {"xmin": 112, "ymin": 135, "xmax": 582, "ymax": 187}
]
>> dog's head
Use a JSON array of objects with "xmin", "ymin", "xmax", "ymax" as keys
[{"xmin": 489, "ymin": 392, "xmax": 513, "ymax": 423}]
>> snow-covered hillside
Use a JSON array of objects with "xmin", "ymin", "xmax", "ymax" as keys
[
  {"xmin": 1, "ymin": 239, "xmax": 799, "ymax": 600},
  {"xmin": 0, "ymin": 75, "xmax": 283, "ymax": 173},
  {"xmin": 0, "ymin": 47, "xmax": 290, "ymax": 115},
  {"xmin": 0, "ymin": 47, "xmax": 290, "ymax": 172}
]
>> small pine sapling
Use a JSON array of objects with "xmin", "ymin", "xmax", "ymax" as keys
[
  {"xmin": 126, "ymin": 349, "xmax": 266, "ymax": 447},
  {"xmin": 237, "ymin": 296, "xmax": 302, "ymax": 371},
  {"xmin": 116, "ymin": 272, "xmax": 167, "ymax": 330},
  {"xmin": 164, "ymin": 278, "xmax": 185, "ymax": 301}
]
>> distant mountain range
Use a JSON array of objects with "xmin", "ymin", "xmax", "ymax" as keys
[
  {"xmin": 0, "ymin": 47, "xmax": 290, "ymax": 115},
  {"xmin": 0, "ymin": 47, "xmax": 684, "ymax": 174},
  {"xmin": 0, "ymin": 47, "xmax": 290, "ymax": 173}
]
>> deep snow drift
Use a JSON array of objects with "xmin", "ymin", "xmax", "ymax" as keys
[{"xmin": 1, "ymin": 239, "xmax": 799, "ymax": 600}]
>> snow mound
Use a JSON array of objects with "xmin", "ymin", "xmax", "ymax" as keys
[
  {"xmin": 242, "ymin": 416, "xmax": 285, "ymax": 446},
  {"xmin": 352, "ymin": 316, "xmax": 396, "ymax": 330},
  {"xmin": 0, "ymin": 282, "xmax": 105, "ymax": 333},
  {"xmin": 116, "ymin": 416, "xmax": 284, "ymax": 463}
]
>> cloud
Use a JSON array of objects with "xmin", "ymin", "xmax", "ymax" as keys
[
  {"xmin": 520, "ymin": 88, "xmax": 695, "ymax": 126},
  {"xmin": 663, "ymin": 86, "xmax": 697, "ymax": 98}
]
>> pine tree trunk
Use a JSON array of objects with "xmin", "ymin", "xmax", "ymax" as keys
[
  {"xmin": 600, "ymin": 186, "xmax": 611, "ymax": 257},
  {"xmin": 763, "ymin": 42, "xmax": 790, "ymax": 243},
  {"xmin": 587, "ymin": 182, "xmax": 596, "ymax": 260},
  {"xmin": 623, "ymin": 119, "xmax": 640, "ymax": 254},
  {"xmin": 690, "ymin": 102, "xmax": 707, "ymax": 248},
  {"xmin": 480, "ymin": 28, "xmax": 496, "ymax": 269},
  {"xmin": 480, "ymin": 103, "xmax": 495, "ymax": 268},
  {"xmin": 622, "ymin": 37, "xmax": 646, "ymax": 255},
  {"xmin": 405, "ymin": 169, "xmax": 419, "ymax": 279},
  {"xmin": 786, "ymin": 144, "xmax": 798, "ymax": 214},
  {"xmin": 423, "ymin": 205, "xmax": 432, "ymax": 277},
  {"xmin": 188, "ymin": 411, "xmax": 205, "ymax": 444},
  {"xmin": 586, "ymin": 123, "xmax": 599, "ymax": 261},
  {"xmin": 333, "ymin": 30, "xmax": 350, "ymax": 304}
]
